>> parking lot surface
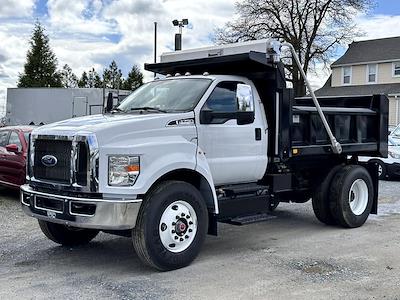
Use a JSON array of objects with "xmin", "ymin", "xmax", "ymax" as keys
[{"xmin": 1, "ymin": 181, "xmax": 400, "ymax": 300}]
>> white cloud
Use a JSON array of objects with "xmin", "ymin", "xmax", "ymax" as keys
[
  {"xmin": 0, "ymin": 0, "xmax": 34, "ymax": 18},
  {"xmin": 1, "ymin": 1, "xmax": 400, "ymax": 115},
  {"xmin": 355, "ymin": 14, "xmax": 400, "ymax": 41}
]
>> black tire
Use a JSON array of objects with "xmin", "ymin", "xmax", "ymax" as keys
[
  {"xmin": 312, "ymin": 165, "xmax": 343, "ymax": 226},
  {"xmin": 329, "ymin": 165, "xmax": 374, "ymax": 228},
  {"xmin": 132, "ymin": 180, "xmax": 208, "ymax": 271},
  {"xmin": 38, "ymin": 220, "xmax": 99, "ymax": 246},
  {"xmin": 268, "ymin": 201, "xmax": 279, "ymax": 211}
]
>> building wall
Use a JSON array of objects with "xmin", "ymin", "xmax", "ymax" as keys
[
  {"xmin": 389, "ymin": 97, "xmax": 397, "ymax": 126},
  {"xmin": 378, "ymin": 63, "xmax": 400, "ymax": 84},
  {"xmin": 332, "ymin": 62, "xmax": 400, "ymax": 87}
]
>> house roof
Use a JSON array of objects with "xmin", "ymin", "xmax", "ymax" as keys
[
  {"xmin": 332, "ymin": 36, "xmax": 400, "ymax": 67},
  {"xmin": 315, "ymin": 76, "xmax": 400, "ymax": 97}
]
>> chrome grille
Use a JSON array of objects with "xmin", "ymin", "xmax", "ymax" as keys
[
  {"xmin": 33, "ymin": 139, "xmax": 72, "ymax": 184},
  {"xmin": 28, "ymin": 134, "xmax": 99, "ymax": 193}
]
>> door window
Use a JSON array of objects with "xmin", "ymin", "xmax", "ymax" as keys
[
  {"xmin": 0, "ymin": 131, "xmax": 9, "ymax": 147},
  {"xmin": 8, "ymin": 132, "xmax": 22, "ymax": 151},
  {"xmin": 205, "ymin": 81, "xmax": 242, "ymax": 112}
]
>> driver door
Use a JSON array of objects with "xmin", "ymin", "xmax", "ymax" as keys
[{"xmin": 197, "ymin": 81, "xmax": 267, "ymax": 185}]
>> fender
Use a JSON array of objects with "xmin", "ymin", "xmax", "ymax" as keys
[
  {"xmin": 98, "ymin": 136, "xmax": 218, "ymax": 214},
  {"xmin": 195, "ymin": 146, "xmax": 219, "ymax": 214}
]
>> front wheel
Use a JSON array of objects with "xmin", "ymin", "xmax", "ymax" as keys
[
  {"xmin": 132, "ymin": 181, "xmax": 208, "ymax": 271},
  {"xmin": 329, "ymin": 165, "xmax": 374, "ymax": 228},
  {"xmin": 38, "ymin": 220, "xmax": 99, "ymax": 246}
]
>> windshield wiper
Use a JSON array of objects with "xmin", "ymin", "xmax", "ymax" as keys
[
  {"xmin": 129, "ymin": 107, "xmax": 168, "ymax": 113},
  {"xmin": 111, "ymin": 107, "xmax": 124, "ymax": 114}
]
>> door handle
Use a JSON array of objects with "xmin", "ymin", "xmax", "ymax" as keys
[{"xmin": 255, "ymin": 128, "xmax": 262, "ymax": 141}]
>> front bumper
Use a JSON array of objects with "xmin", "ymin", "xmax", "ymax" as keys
[{"xmin": 21, "ymin": 185, "xmax": 142, "ymax": 230}]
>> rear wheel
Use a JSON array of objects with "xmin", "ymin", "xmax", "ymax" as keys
[
  {"xmin": 132, "ymin": 181, "xmax": 208, "ymax": 271},
  {"xmin": 312, "ymin": 165, "xmax": 342, "ymax": 225},
  {"xmin": 38, "ymin": 220, "xmax": 99, "ymax": 246},
  {"xmin": 329, "ymin": 165, "xmax": 373, "ymax": 228}
]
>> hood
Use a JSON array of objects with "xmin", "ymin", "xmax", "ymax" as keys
[{"xmin": 32, "ymin": 112, "xmax": 196, "ymax": 145}]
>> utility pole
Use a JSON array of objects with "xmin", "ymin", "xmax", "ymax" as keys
[{"xmin": 154, "ymin": 22, "xmax": 157, "ymax": 77}]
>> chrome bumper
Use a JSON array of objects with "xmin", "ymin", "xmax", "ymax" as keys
[{"xmin": 20, "ymin": 185, "xmax": 142, "ymax": 230}]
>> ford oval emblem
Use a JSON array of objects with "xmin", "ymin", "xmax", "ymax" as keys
[{"xmin": 41, "ymin": 155, "xmax": 58, "ymax": 167}]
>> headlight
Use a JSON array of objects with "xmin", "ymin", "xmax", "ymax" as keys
[
  {"xmin": 108, "ymin": 156, "xmax": 140, "ymax": 186},
  {"xmin": 389, "ymin": 151, "xmax": 400, "ymax": 159}
]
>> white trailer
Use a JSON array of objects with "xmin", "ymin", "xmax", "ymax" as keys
[{"xmin": 5, "ymin": 88, "xmax": 131, "ymax": 126}]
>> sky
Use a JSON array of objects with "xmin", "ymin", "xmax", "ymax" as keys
[{"xmin": 1, "ymin": 0, "xmax": 400, "ymax": 115}]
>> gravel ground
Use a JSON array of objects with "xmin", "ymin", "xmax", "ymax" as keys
[{"xmin": 1, "ymin": 181, "xmax": 400, "ymax": 300}]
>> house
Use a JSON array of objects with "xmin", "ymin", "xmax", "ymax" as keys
[{"xmin": 315, "ymin": 37, "xmax": 400, "ymax": 126}]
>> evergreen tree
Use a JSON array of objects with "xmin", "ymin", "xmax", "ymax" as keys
[
  {"xmin": 122, "ymin": 65, "xmax": 143, "ymax": 91},
  {"xmin": 78, "ymin": 71, "xmax": 88, "ymax": 88},
  {"xmin": 18, "ymin": 21, "xmax": 62, "ymax": 87},
  {"xmin": 60, "ymin": 64, "xmax": 78, "ymax": 88},
  {"xmin": 86, "ymin": 68, "xmax": 102, "ymax": 88},
  {"xmin": 102, "ymin": 60, "xmax": 122, "ymax": 89},
  {"xmin": 78, "ymin": 68, "xmax": 102, "ymax": 88}
]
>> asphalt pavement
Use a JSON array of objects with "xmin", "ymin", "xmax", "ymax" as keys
[{"xmin": 1, "ymin": 181, "xmax": 400, "ymax": 300}]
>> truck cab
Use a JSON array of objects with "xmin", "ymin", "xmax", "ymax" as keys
[{"xmin": 21, "ymin": 40, "xmax": 388, "ymax": 271}]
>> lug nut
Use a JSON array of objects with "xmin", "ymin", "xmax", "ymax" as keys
[
  {"xmin": 181, "ymin": 213, "xmax": 185, "ymax": 217},
  {"xmin": 188, "ymin": 229, "xmax": 192, "ymax": 232},
  {"xmin": 174, "ymin": 236, "xmax": 178, "ymax": 240},
  {"xmin": 172, "ymin": 230, "xmax": 175, "ymax": 234},
  {"xmin": 180, "ymin": 238, "xmax": 184, "ymax": 241},
  {"xmin": 172, "ymin": 222, "xmax": 176, "ymax": 226},
  {"xmin": 185, "ymin": 235, "xmax": 189, "ymax": 239},
  {"xmin": 186, "ymin": 215, "xmax": 190, "ymax": 219},
  {"xmin": 176, "ymin": 215, "xmax": 180, "ymax": 219},
  {"xmin": 189, "ymin": 221, "xmax": 193, "ymax": 225}
]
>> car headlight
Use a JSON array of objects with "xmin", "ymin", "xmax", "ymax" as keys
[
  {"xmin": 389, "ymin": 151, "xmax": 400, "ymax": 159},
  {"xmin": 108, "ymin": 156, "xmax": 140, "ymax": 186}
]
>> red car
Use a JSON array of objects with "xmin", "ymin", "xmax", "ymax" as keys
[{"xmin": 0, "ymin": 126, "xmax": 35, "ymax": 189}]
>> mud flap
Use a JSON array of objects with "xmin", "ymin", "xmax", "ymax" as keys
[{"xmin": 366, "ymin": 162, "xmax": 379, "ymax": 214}]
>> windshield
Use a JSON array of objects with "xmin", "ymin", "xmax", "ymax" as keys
[
  {"xmin": 389, "ymin": 136, "xmax": 400, "ymax": 146},
  {"xmin": 117, "ymin": 78, "xmax": 212, "ymax": 113}
]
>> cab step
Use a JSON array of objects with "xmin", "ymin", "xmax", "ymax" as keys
[{"xmin": 224, "ymin": 212, "xmax": 276, "ymax": 225}]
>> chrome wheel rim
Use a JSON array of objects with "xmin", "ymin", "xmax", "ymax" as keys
[
  {"xmin": 348, "ymin": 179, "xmax": 369, "ymax": 216},
  {"xmin": 159, "ymin": 200, "xmax": 197, "ymax": 253}
]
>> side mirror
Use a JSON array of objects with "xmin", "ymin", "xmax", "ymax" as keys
[
  {"xmin": 105, "ymin": 92, "xmax": 114, "ymax": 113},
  {"xmin": 200, "ymin": 107, "xmax": 213, "ymax": 124},
  {"xmin": 6, "ymin": 144, "xmax": 20, "ymax": 154},
  {"xmin": 236, "ymin": 84, "xmax": 254, "ymax": 112},
  {"xmin": 236, "ymin": 84, "xmax": 255, "ymax": 125}
]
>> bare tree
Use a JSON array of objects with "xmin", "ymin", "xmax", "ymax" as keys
[{"xmin": 215, "ymin": 0, "xmax": 373, "ymax": 96}]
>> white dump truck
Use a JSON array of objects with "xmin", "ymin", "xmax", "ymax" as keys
[{"xmin": 21, "ymin": 40, "xmax": 388, "ymax": 271}]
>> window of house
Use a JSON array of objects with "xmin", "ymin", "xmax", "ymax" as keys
[
  {"xmin": 393, "ymin": 62, "xmax": 400, "ymax": 77},
  {"xmin": 367, "ymin": 64, "xmax": 377, "ymax": 83},
  {"xmin": 343, "ymin": 66, "xmax": 351, "ymax": 84}
]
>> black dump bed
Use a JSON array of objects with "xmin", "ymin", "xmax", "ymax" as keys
[
  {"xmin": 145, "ymin": 51, "xmax": 388, "ymax": 162},
  {"xmin": 290, "ymin": 95, "xmax": 388, "ymax": 157}
]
